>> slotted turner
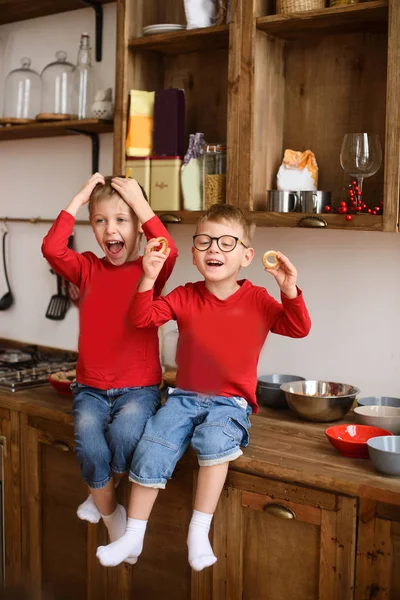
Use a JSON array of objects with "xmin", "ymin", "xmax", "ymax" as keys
[{"xmin": 45, "ymin": 273, "xmax": 70, "ymax": 320}]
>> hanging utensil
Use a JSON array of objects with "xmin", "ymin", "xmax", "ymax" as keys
[
  {"xmin": 0, "ymin": 229, "xmax": 14, "ymax": 311},
  {"xmin": 45, "ymin": 272, "xmax": 70, "ymax": 320}
]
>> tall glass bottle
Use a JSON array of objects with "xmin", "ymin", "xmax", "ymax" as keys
[{"xmin": 75, "ymin": 33, "xmax": 94, "ymax": 119}]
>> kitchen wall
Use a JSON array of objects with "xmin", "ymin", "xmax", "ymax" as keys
[{"xmin": 1, "ymin": 5, "xmax": 399, "ymax": 399}]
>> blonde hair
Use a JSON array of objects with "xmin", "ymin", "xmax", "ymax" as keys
[
  {"xmin": 88, "ymin": 176, "xmax": 148, "ymax": 218},
  {"xmin": 196, "ymin": 204, "xmax": 254, "ymax": 244}
]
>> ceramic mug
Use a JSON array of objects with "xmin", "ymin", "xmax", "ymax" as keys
[{"xmin": 266, "ymin": 190, "xmax": 298, "ymax": 212}]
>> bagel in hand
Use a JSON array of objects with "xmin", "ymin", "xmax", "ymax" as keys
[
  {"xmin": 262, "ymin": 250, "xmax": 279, "ymax": 269},
  {"xmin": 151, "ymin": 237, "xmax": 169, "ymax": 255}
]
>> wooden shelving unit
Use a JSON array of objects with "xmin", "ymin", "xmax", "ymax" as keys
[
  {"xmin": 0, "ymin": 119, "xmax": 113, "ymax": 142},
  {"xmin": 256, "ymin": 1, "xmax": 389, "ymax": 38},
  {"xmin": 0, "ymin": 0, "xmax": 113, "ymax": 25},
  {"xmin": 129, "ymin": 24, "xmax": 230, "ymax": 55},
  {"xmin": 114, "ymin": 0, "xmax": 399, "ymax": 232}
]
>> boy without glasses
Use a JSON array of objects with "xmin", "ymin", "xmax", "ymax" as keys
[
  {"xmin": 42, "ymin": 173, "xmax": 178, "ymax": 554},
  {"xmin": 96, "ymin": 204, "xmax": 311, "ymax": 570}
]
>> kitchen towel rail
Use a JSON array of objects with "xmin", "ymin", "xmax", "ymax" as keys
[{"xmin": 0, "ymin": 217, "xmax": 90, "ymax": 226}]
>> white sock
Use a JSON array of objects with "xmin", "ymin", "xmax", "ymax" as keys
[
  {"xmin": 97, "ymin": 517, "xmax": 148, "ymax": 567},
  {"xmin": 101, "ymin": 505, "xmax": 137, "ymax": 565},
  {"xmin": 77, "ymin": 494, "xmax": 101, "ymax": 524},
  {"xmin": 187, "ymin": 510, "xmax": 217, "ymax": 571}
]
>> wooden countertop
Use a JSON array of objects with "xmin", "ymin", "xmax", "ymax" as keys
[{"xmin": 1, "ymin": 384, "xmax": 399, "ymax": 506}]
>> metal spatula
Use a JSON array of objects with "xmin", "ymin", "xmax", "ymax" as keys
[{"xmin": 45, "ymin": 273, "xmax": 70, "ymax": 320}]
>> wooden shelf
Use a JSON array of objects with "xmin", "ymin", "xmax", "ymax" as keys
[
  {"xmin": 129, "ymin": 24, "xmax": 230, "ymax": 55},
  {"xmin": 256, "ymin": 1, "xmax": 389, "ymax": 39},
  {"xmin": 157, "ymin": 210, "xmax": 384, "ymax": 231},
  {"xmin": 0, "ymin": 119, "xmax": 113, "ymax": 142},
  {"xmin": 0, "ymin": 0, "xmax": 113, "ymax": 25}
]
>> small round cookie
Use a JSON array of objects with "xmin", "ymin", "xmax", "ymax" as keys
[
  {"xmin": 151, "ymin": 236, "xmax": 168, "ymax": 255},
  {"xmin": 262, "ymin": 250, "xmax": 279, "ymax": 269}
]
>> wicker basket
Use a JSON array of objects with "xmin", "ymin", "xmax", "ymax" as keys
[{"xmin": 276, "ymin": 0, "xmax": 326, "ymax": 13}]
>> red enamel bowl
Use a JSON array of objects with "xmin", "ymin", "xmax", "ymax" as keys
[
  {"xmin": 325, "ymin": 424, "xmax": 393, "ymax": 458},
  {"xmin": 48, "ymin": 373, "xmax": 75, "ymax": 395}
]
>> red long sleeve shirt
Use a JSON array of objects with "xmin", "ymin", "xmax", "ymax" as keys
[
  {"xmin": 130, "ymin": 280, "xmax": 311, "ymax": 413},
  {"xmin": 42, "ymin": 210, "xmax": 178, "ymax": 389}
]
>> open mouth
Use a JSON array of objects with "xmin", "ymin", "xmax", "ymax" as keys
[
  {"xmin": 206, "ymin": 259, "xmax": 224, "ymax": 267},
  {"xmin": 106, "ymin": 240, "xmax": 124, "ymax": 255}
]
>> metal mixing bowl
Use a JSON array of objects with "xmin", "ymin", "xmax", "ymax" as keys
[
  {"xmin": 280, "ymin": 380, "xmax": 360, "ymax": 423},
  {"xmin": 256, "ymin": 374, "xmax": 305, "ymax": 409}
]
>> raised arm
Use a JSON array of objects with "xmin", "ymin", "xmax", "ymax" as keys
[{"xmin": 41, "ymin": 173, "xmax": 105, "ymax": 285}]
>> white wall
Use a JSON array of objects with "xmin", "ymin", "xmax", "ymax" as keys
[{"xmin": 0, "ymin": 6, "xmax": 399, "ymax": 400}]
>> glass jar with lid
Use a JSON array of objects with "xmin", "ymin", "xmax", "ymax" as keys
[
  {"xmin": 38, "ymin": 51, "xmax": 77, "ymax": 120},
  {"xmin": 2, "ymin": 58, "xmax": 41, "ymax": 123},
  {"xmin": 204, "ymin": 143, "xmax": 226, "ymax": 209}
]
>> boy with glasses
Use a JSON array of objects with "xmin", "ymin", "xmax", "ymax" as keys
[{"xmin": 96, "ymin": 204, "xmax": 311, "ymax": 571}]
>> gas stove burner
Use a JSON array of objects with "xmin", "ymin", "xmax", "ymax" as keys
[{"xmin": 0, "ymin": 360, "xmax": 76, "ymax": 392}]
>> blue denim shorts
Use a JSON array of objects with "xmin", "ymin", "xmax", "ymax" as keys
[
  {"xmin": 71, "ymin": 382, "xmax": 161, "ymax": 489},
  {"xmin": 129, "ymin": 387, "xmax": 252, "ymax": 489}
]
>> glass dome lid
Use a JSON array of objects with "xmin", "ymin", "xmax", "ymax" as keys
[
  {"xmin": 38, "ymin": 50, "xmax": 77, "ymax": 120},
  {"xmin": 2, "ymin": 57, "xmax": 41, "ymax": 122}
]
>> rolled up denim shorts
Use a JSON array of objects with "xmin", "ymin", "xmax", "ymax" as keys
[
  {"xmin": 129, "ymin": 387, "xmax": 252, "ymax": 489},
  {"xmin": 71, "ymin": 382, "xmax": 161, "ymax": 489}
]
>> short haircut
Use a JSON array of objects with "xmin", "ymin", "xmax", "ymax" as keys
[
  {"xmin": 88, "ymin": 176, "xmax": 148, "ymax": 217},
  {"xmin": 196, "ymin": 204, "xmax": 255, "ymax": 244}
]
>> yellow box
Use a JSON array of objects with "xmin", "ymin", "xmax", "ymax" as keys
[
  {"xmin": 150, "ymin": 157, "xmax": 182, "ymax": 211},
  {"xmin": 125, "ymin": 157, "xmax": 150, "ymax": 199}
]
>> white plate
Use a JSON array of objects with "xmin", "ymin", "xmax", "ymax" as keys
[{"xmin": 142, "ymin": 24, "xmax": 186, "ymax": 35}]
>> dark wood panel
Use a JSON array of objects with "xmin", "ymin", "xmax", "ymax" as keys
[{"xmin": 0, "ymin": 0, "xmax": 113, "ymax": 25}]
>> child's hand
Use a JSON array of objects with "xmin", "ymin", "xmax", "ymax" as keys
[
  {"xmin": 264, "ymin": 252, "xmax": 298, "ymax": 299},
  {"xmin": 111, "ymin": 177, "xmax": 144, "ymax": 208},
  {"xmin": 65, "ymin": 172, "xmax": 104, "ymax": 218},
  {"xmin": 74, "ymin": 172, "xmax": 105, "ymax": 206},
  {"xmin": 142, "ymin": 239, "xmax": 170, "ymax": 281},
  {"xmin": 111, "ymin": 177, "xmax": 154, "ymax": 223}
]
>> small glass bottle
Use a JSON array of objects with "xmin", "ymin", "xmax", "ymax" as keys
[
  {"xmin": 204, "ymin": 143, "xmax": 226, "ymax": 209},
  {"xmin": 3, "ymin": 58, "xmax": 41, "ymax": 121},
  {"xmin": 75, "ymin": 33, "xmax": 94, "ymax": 120}
]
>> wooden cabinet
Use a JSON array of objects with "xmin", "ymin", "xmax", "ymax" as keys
[
  {"xmin": 19, "ymin": 411, "xmax": 198, "ymax": 600},
  {"xmin": 194, "ymin": 471, "xmax": 357, "ymax": 600},
  {"xmin": 0, "ymin": 407, "xmax": 22, "ymax": 587},
  {"xmin": 355, "ymin": 499, "xmax": 400, "ymax": 600},
  {"xmin": 114, "ymin": 0, "xmax": 400, "ymax": 232},
  {"xmin": 19, "ymin": 413, "xmax": 108, "ymax": 600}
]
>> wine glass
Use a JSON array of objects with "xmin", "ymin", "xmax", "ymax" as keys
[{"xmin": 340, "ymin": 133, "xmax": 382, "ymax": 211}]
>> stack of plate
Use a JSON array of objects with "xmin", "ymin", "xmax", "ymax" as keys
[{"xmin": 142, "ymin": 24, "xmax": 186, "ymax": 36}]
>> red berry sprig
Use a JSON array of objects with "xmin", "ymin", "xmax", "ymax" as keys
[{"xmin": 323, "ymin": 181, "xmax": 384, "ymax": 222}]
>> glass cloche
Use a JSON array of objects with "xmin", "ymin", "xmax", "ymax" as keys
[
  {"xmin": 38, "ymin": 51, "xmax": 77, "ymax": 120},
  {"xmin": 2, "ymin": 57, "xmax": 41, "ymax": 122}
]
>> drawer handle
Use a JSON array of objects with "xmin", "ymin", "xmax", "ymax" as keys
[
  {"xmin": 263, "ymin": 503, "xmax": 296, "ymax": 520},
  {"xmin": 297, "ymin": 216, "xmax": 327, "ymax": 228},
  {"xmin": 159, "ymin": 213, "xmax": 182, "ymax": 224},
  {"xmin": 52, "ymin": 440, "xmax": 72, "ymax": 452}
]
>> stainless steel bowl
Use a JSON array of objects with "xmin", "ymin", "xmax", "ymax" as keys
[
  {"xmin": 367, "ymin": 435, "xmax": 400, "ymax": 476},
  {"xmin": 357, "ymin": 396, "xmax": 400, "ymax": 408},
  {"xmin": 257, "ymin": 374, "xmax": 305, "ymax": 409},
  {"xmin": 280, "ymin": 380, "xmax": 359, "ymax": 423}
]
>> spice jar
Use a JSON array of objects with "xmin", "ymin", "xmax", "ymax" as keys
[
  {"xmin": 204, "ymin": 143, "xmax": 226, "ymax": 209},
  {"xmin": 329, "ymin": 0, "xmax": 359, "ymax": 6}
]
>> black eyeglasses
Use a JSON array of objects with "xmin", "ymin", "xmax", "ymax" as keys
[{"xmin": 193, "ymin": 234, "xmax": 249, "ymax": 252}]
